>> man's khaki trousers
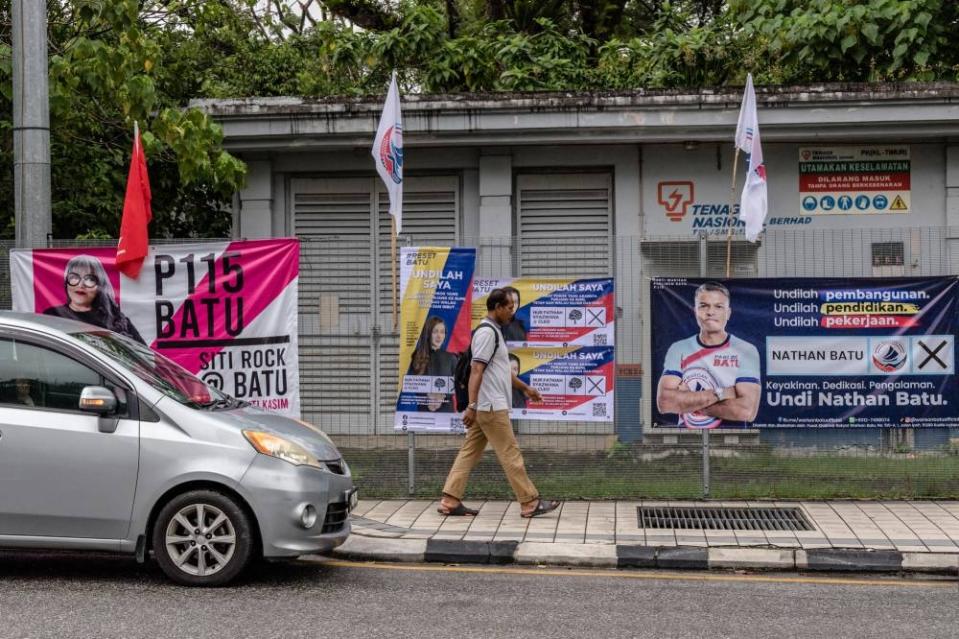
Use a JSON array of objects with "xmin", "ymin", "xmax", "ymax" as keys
[{"xmin": 442, "ymin": 409, "xmax": 538, "ymax": 504}]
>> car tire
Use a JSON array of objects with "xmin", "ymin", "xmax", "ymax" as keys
[{"xmin": 152, "ymin": 489, "xmax": 254, "ymax": 587}]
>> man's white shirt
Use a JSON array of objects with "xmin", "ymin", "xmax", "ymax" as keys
[
  {"xmin": 662, "ymin": 334, "xmax": 760, "ymax": 428},
  {"xmin": 472, "ymin": 319, "xmax": 511, "ymax": 411}
]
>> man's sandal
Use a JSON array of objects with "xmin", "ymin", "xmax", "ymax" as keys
[
  {"xmin": 521, "ymin": 499, "xmax": 560, "ymax": 518},
  {"xmin": 437, "ymin": 502, "xmax": 479, "ymax": 516}
]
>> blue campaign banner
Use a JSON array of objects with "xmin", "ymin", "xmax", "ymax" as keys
[{"xmin": 651, "ymin": 277, "xmax": 959, "ymax": 429}]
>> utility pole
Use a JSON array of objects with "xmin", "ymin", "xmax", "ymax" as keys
[{"xmin": 13, "ymin": 0, "xmax": 52, "ymax": 248}]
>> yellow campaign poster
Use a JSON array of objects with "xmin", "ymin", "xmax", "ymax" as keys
[{"xmin": 394, "ymin": 247, "xmax": 476, "ymax": 433}]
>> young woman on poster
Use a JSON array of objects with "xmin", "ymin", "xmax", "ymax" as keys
[
  {"xmin": 43, "ymin": 254, "xmax": 146, "ymax": 344},
  {"xmin": 410, "ymin": 316, "xmax": 458, "ymax": 412}
]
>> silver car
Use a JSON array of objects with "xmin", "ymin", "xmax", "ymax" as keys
[{"xmin": 0, "ymin": 312, "xmax": 355, "ymax": 586}]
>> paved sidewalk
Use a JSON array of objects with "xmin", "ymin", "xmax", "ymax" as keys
[{"xmin": 333, "ymin": 499, "xmax": 959, "ymax": 575}]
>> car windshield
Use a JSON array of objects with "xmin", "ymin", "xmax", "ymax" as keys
[{"xmin": 73, "ymin": 330, "xmax": 226, "ymax": 407}]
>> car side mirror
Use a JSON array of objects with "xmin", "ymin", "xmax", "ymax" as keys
[{"xmin": 79, "ymin": 386, "xmax": 118, "ymax": 415}]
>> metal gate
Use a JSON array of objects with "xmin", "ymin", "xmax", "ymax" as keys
[{"xmin": 292, "ymin": 175, "xmax": 460, "ymax": 434}]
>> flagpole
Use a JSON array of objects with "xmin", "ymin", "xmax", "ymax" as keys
[
  {"xmin": 391, "ymin": 214, "xmax": 398, "ymax": 331},
  {"xmin": 724, "ymin": 149, "xmax": 740, "ymax": 278}
]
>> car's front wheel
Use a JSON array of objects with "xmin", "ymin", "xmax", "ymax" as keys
[{"xmin": 152, "ymin": 490, "xmax": 254, "ymax": 586}]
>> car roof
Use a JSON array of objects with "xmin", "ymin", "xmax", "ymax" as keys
[{"xmin": 0, "ymin": 310, "xmax": 101, "ymax": 336}]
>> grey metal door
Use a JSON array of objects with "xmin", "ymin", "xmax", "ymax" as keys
[
  {"xmin": 292, "ymin": 176, "xmax": 459, "ymax": 434},
  {"xmin": 515, "ymin": 172, "xmax": 613, "ymax": 277},
  {"xmin": 0, "ymin": 338, "xmax": 138, "ymax": 539}
]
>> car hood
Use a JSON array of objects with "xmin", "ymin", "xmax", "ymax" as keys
[{"xmin": 214, "ymin": 406, "xmax": 342, "ymax": 461}]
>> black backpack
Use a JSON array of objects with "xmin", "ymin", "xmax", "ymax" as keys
[{"xmin": 453, "ymin": 323, "xmax": 500, "ymax": 412}]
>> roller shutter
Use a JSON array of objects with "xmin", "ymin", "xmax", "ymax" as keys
[
  {"xmin": 516, "ymin": 173, "xmax": 613, "ymax": 277},
  {"xmin": 292, "ymin": 176, "xmax": 459, "ymax": 432}
]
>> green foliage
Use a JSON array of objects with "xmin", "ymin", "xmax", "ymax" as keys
[
  {"xmin": 3, "ymin": 0, "xmax": 958, "ymax": 240},
  {"xmin": 731, "ymin": 0, "xmax": 959, "ymax": 83},
  {"xmin": 0, "ymin": 0, "xmax": 245, "ymax": 240},
  {"xmin": 596, "ymin": 4, "xmax": 743, "ymax": 88},
  {"xmin": 189, "ymin": 0, "xmax": 959, "ymax": 100},
  {"xmin": 425, "ymin": 18, "xmax": 596, "ymax": 92}
]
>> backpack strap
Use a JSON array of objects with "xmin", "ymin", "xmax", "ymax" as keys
[{"xmin": 475, "ymin": 321, "xmax": 500, "ymax": 361}]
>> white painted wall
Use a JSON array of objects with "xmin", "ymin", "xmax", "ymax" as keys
[{"xmin": 642, "ymin": 142, "xmax": 946, "ymax": 238}]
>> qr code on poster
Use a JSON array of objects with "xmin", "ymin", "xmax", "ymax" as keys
[
  {"xmin": 593, "ymin": 333, "xmax": 608, "ymax": 346},
  {"xmin": 592, "ymin": 402, "xmax": 607, "ymax": 417}
]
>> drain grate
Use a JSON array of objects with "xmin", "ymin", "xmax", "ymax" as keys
[{"xmin": 638, "ymin": 506, "xmax": 813, "ymax": 531}]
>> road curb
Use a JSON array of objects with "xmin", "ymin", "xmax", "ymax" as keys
[
  {"xmin": 516, "ymin": 542, "xmax": 618, "ymax": 567},
  {"xmin": 424, "ymin": 539, "xmax": 519, "ymax": 565},
  {"xmin": 332, "ymin": 535, "xmax": 427, "ymax": 563},
  {"xmin": 796, "ymin": 549, "xmax": 903, "ymax": 572},
  {"xmin": 333, "ymin": 535, "xmax": 959, "ymax": 576},
  {"xmin": 708, "ymin": 547, "xmax": 795, "ymax": 570}
]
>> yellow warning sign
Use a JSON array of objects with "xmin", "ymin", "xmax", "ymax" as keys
[{"xmin": 890, "ymin": 195, "xmax": 908, "ymax": 211}]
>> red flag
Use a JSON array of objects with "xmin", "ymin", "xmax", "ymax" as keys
[{"xmin": 116, "ymin": 122, "xmax": 152, "ymax": 278}]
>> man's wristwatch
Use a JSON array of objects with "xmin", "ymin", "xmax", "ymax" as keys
[
  {"xmin": 466, "ymin": 402, "xmax": 477, "ymax": 411},
  {"xmin": 712, "ymin": 387, "xmax": 726, "ymax": 404}
]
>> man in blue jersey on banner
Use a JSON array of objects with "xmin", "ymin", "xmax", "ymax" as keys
[{"xmin": 656, "ymin": 281, "xmax": 761, "ymax": 429}]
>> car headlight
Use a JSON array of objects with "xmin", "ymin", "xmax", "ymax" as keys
[{"xmin": 243, "ymin": 430, "xmax": 323, "ymax": 469}]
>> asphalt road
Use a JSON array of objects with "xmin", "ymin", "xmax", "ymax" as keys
[{"xmin": 0, "ymin": 552, "xmax": 956, "ymax": 639}]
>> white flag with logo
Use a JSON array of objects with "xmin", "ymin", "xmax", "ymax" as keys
[
  {"xmin": 372, "ymin": 71, "xmax": 403, "ymax": 234},
  {"xmin": 735, "ymin": 73, "xmax": 767, "ymax": 242}
]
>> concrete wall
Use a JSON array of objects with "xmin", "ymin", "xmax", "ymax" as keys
[{"xmin": 238, "ymin": 141, "xmax": 947, "ymax": 242}]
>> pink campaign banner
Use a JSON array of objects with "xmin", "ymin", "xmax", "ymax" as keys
[{"xmin": 10, "ymin": 239, "xmax": 301, "ymax": 417}]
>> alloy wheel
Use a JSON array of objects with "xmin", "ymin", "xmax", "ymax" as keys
[{"xmin": 164, "ymin": 503, "xmax": 237, "ymax": 577}]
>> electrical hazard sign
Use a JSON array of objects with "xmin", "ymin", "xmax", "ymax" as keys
[{"xmin": 890, "ymin": 195, "xmax": 908, "ymax": 211}]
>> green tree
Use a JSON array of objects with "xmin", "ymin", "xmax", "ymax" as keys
[
  {"xmin": 595, "ymin": 2, "xmax": 743, "ymax": 88},
  {"xmin": 731, "ymin": 0, "xmax": 959, "ymax": 83},
  {"xmin": 0, "ymin": 0, "xmax": 245, "ymax": 240},
  {"xmin": 4, "ymin": 0, "xmax": 959, "ymax": 241},
  {"xmin": 189, "ymin": 0, "xmax": 959, "ymax": 101}
]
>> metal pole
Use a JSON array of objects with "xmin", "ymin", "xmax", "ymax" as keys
[
  {"xmin": 699, "ymin": 231, "xmax": 711, "ymax": 497},
  {"xmin": 724, "ymin": 150, "xmax": 741, "ymax": 278},
  {"xmin": 13, "ymin": 0, "xmax": 52, "ymax": 248},
  {"xmin": 391, "ymin": 215, "xmax": 398, "ymax": 331},
  {"xmin": 407, "ymin": 432, "xmax": 416, "ymax": 496}
]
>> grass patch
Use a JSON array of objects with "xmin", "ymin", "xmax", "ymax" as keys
[{"xmin": 343, "ymin": 447, "xmax": 959, "ymax": 500}]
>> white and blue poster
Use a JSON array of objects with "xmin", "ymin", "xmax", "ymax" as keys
[
  {"xmin": 651, "ymin": 277, "xmax": 959, "ymax": 429},
  {"xmin": 472, "ymin": 277, "xmax": 615, "ymax": 422},
  {"xmin": 507, "ymin": 346, "xmax": 614, "ymax": 422},
  {"xmin": 471, "ymin": 278, "xmax": 615, "ymax": 347}
]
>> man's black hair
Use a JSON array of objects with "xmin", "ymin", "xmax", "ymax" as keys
[
  {"xmin": 503, "ymin": 285, "xmax": 521, "ymax": 308},
  {"xmin": 487, "ymin": 288, "xmax": 510, "ymax": 311}
]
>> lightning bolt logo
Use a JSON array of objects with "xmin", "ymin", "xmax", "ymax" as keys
[
  {"xmin": 657, "ymin": 181, "xmax": 695, "ymax": 221},
  {"xmin": 667, "ymin": 189, "xmax": 684, "ymax": 212}
]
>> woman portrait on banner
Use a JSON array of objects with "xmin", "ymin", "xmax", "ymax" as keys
[
  {"xmin": 509, "ymin": 353, "xmax": 527, "ymax": 410},
  {"xmin": 43, "ymin": 254, "xmax": 146, "ymax": 344},
  {"xmin": 501, "ymin": 286, "xmax": 527, "ymax": 342},
  {"xmin": 409, "ymin": 316, "xmax": 458, "ymax": 413}
]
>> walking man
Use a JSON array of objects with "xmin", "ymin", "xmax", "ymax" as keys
[{"xmin": 438, "ymin": 288, "xmax": 560, "ymax": 518}]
